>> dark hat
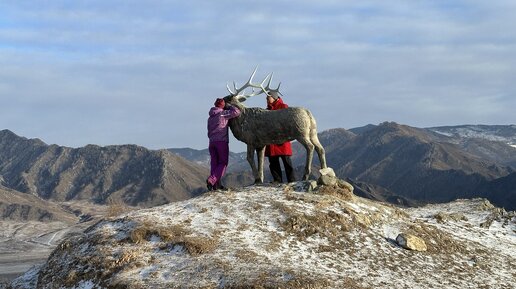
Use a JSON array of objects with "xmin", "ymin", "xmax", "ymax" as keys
[
  {"xmin": 267, "ymin": 91, "xmax": 279, "ymax": 100},
  {"xmin": 214, "ymin": 98, "xmax": 225, "ymax": 108}
]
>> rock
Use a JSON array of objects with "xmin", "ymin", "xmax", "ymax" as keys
[
  {"xmin": 336, "ymin": 180, "xmax": 354, "ymax": 193},
  {"xmin": 396, "ymin": 233, "xmax": 427, "ymax": 251},
  {"xmin": 318, "ymin": 174, "xmax": 338, "ymax": 186},
  {"xmin": 306, "ymin": 180, "xmax": 318, "ymax": 192},
  {"xmin": 319, "ymin": 167, "xmax": 336, "ymax": 177},
  {"xmin": 287, "ymin": 181, "xmax": 318, "ymax": 192},
  {"xmin": 433, "ymin": 212, "xmax": 468, "ymax": 223}
]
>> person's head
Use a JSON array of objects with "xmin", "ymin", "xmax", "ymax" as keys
[
  {"xmin": 214, "ymin": 98, "xmax": 225, "ymax": 108},
  {"xmin": 266, "ymin": 91, "xmax": 279, "ymax": 104}
]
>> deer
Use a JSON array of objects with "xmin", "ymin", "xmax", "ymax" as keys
[{"xmin": 222, "ymin": 68, "xmax": 327, "ymax": 183}]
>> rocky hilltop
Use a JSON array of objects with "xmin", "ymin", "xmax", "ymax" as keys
[
  {"xmin": 0, "ymin": 130, "xmax": 208, "ymax": 207},
  {"xmin": 9, "ymin": 182, "xmax": 515, "ymax": 288}
]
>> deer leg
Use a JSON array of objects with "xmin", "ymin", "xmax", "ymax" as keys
[
  {"xmin": 256, "ymin": 146, "xmax": 265, "ymax": 183},
  {"xmin": 310, "ymin": 132, "xmax": 327, "ymax": 169},
  {"xmin": 297, "ymin": 137, "xmax": 315, "ymax": 180},
  {"xmin": 246, "ymin": 145, "xmax": 260, "ymax": 183}
]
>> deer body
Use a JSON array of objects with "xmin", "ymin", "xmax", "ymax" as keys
[
  {"xmin": 226, "ymin": 102, "xmax": 327, "ymax": 183},
  {"xmin": 222, "ymin": 68, "xmax": 327, "ymax": 183}
]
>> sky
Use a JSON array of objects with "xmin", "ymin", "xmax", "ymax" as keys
[{"xmin": 1, "ymin": 0, "xmax": 515, "ymax": 152}]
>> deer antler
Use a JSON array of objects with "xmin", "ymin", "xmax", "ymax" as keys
[
  {"xmin": 226, "ymin": 67, "xmax": 270, "ymax": 98},
  {"xmin": 263, "ymin": 72, "xmax": 282, "ymax": 96}
]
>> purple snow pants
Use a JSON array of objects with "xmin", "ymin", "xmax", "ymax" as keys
[{"xmin": 207, "ymin": 141, "xmax": 229, "ymax": 187}]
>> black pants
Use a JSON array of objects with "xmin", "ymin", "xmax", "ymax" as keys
[{"xmin": 268, "ymin": 155, "xmax": 295, "ymax": 183}]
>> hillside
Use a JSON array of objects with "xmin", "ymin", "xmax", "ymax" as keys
[
  {"xmin": 427, "ymin": 124, "xmax": 516, "ymax": 168},
  {"xmin": 168, "ymin": 123, "xmax": 516, "ymax": 210},
  {"xmin": 428, "ymin": 124, "xmax": 516, "ymax": 146},
  {"xmin": 293, "ymin": 122, "xmax": 513, "ymax": 208},
  {"xmin": 9, "ymin": 182, "xmax": 515, "ymax": 288},
  {"xmin": 0, "ymin": 130, "xmax": 208, "ymax": 207},
  {"xmin": 0, "ymin": 185, "xmax": 77, "ymax": 222},
  {"xmin": 168, "ymin": 148, "xmax": 247, "ymax": 171}
]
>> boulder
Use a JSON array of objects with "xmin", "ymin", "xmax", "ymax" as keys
[
  {"xmin": 318, "ymin": 167, "xmax": 338, "ymax": 186},
  {"xmin": 337, "ymin": 179, "xmax": 354, "ymax": 193},
  {"xmin": 318, "ymin": 174, "xmax": 338, "ymax": 186},
  {"xmin": 319, "ymin": 167, "xmax": 336, "ymax": 178},
  {"xmin": 396, "ymin": 233, "xmax": 427, "ymax": 251}
]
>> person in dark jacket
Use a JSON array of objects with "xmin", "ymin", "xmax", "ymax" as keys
[
  {"xmin": 265, "ymin": 91, "xmax": 295, "ymax": 183},
  {"xmin": 206, "ymin": 98, "xmax": 241, "ymax": 191}
]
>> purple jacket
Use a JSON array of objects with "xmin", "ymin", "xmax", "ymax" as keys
[{"xmin": 207, "ymin": 105, "xmax": 241, "ymax": 142}]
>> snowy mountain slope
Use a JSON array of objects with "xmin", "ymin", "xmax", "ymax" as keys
[
  {"xmin": 9, "ymin": 183, "xmax": 516, "ymax": 289},
  {"xmin": 427, "ymin": 124, "xmax": 516, "ymax": 146}
]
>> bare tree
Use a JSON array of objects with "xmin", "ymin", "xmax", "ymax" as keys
[{"xmin": 223, "ymin": 68, "xmax": 327, "ymax": 183}]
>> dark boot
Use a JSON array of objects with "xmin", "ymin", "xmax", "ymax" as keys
[{"xmin": 206, "ymin": 180, "xmax": 214, "ymax": 191}]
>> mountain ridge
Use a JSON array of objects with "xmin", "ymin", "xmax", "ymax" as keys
[
  {"xmin": 166, "ymin": 123, "xmax": 516, "ymax": 210},
  {"xmin": 0, "ymin": 130, "xmax": 208, "ymax": 207}
]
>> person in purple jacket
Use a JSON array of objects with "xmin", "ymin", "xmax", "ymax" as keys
[{"xmin": 206, "ymin": 98, "xmax": 241, "ymax": 191}]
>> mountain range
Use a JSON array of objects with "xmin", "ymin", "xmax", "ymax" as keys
[
  {"xmin": 171, "ymin": 123, "xmax": 516, "ymax": 210},
  {"xmin": 0, "ymin": 129, "xmax": 207, "ymax": 208},
  {"xmin": 1, "ymin": 123, "xmax": 515, "ymax": 212}
]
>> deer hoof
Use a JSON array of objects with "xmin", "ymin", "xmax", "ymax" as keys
[{"xmin": 254, "ymin": 179, "xmax": 263, "ymax": 184}]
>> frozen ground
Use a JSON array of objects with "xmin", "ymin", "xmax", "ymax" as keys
[{"xmin": 8, "ymin": 183, "xmax": 515, "ymax": 289}]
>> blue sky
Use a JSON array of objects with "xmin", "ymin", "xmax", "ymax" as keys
[{"xmin": 1, "ymin": 0, "xmax": 515, "ymax": 152}]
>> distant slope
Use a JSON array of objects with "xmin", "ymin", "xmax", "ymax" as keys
[
  {"xmin": 0, "ymin": 130, "xmax": 208, "ymax": 207},
  {"xmin": 427, "ymin": 125, "xmax": 516, "ymax": 169},
  {"xmin": 287, "ymin": 122, "xmax": 513, "ymax": 209},
  {"xmin": 475, "ymin": 172, "xmax": 516, "ymax": 211},
  {"xmin": 0, "ymin": 185, "xmax": 77, "ymax": 222},
  {"xmin": 427, "ymin": 124, "xmax": 516, "ymax": 145},
  {"xmin": 168, "ymin": 148, "xmax": 247, "ymax": 172},
  {"xmin": 170, "ymin": 124, "xmax": 516, "ymax": 210},
  {"xmin": 326, "ymin": 122, "xmax": 512, "ymax": 203}
]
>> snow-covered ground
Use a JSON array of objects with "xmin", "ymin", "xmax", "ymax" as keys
[
  {"xmin": 428, "ymin": 125, "xmax": 516, "ymax": 147},
  {"xmin": 8, "ymin": 184, "xmax": 516, "ymax": 289}
]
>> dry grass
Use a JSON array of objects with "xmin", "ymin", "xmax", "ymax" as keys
[
  {"xmin": 38, "ymin": 219, "xmax": 220, "ymax": 288},
  {"xmin": 316, "ymin": 184, "xmax": 354, "ymax": 201},
  {"xmin": 223, "ymin": 272, "xmax": 337, "ymax": 289},
  {"xmin": 279, "ymin": 208, "xmax": 352, "ymax": 246},
  {"xmin": 235, "ymin": 249, "xmax": 259, "ymax": 262},
  {"xmin": 129, "ymin": 220, "xmax": 219, "ymax": 256},
  {"xmin": 106, "ymin": 197, "xmax": 132, "ymax": 218},
  {"xmin": 405, "ymin": 223, "xmax": 488, "ymax": 257},
  {"xmin": 129, "ymin": 221, "xmax": 188, "ymax": 244}
]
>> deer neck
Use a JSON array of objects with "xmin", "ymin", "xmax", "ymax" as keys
[{"xmin": 228, "ymin": 104, "xmax": 247, "ymax": 142}]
